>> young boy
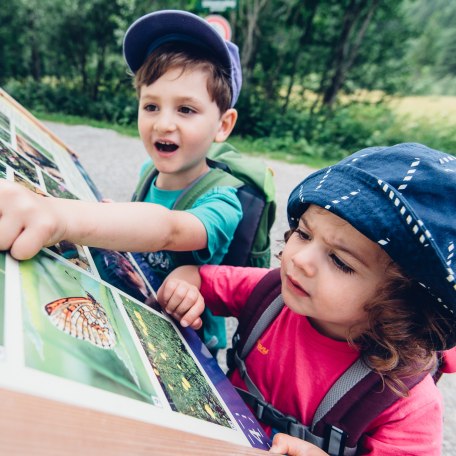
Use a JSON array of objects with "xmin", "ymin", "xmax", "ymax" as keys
[
  {"xmin": 0, "ymin": 10, "xmax": 245, "ymax": 354},
  {"xmin": 156, "ymin": 143, "xmax": 456, "ymax": 455}
]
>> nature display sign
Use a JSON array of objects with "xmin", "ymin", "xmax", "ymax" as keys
[{"xmin": 0, "ymin": 88, "xmax": 270, "ymax": 450}]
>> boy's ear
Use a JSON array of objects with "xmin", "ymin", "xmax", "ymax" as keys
[{"xmin": 215, "ymin": 108, "xmax": 238, "ymax": 143}]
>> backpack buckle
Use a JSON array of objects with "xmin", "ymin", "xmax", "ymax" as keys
[{"xmin": 323, "ymin": 425, "xmax": 347, "ymax": 456}]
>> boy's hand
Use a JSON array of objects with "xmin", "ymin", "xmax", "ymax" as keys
[
  {"xmin": 269, "ymin": 433, "xmax": 328, "ymax": 456},
  {"xmin": 0, "ymin": 180, "xmax": 65, "ymax": 259},
  {"xmin": 157, "ymin": 277, "xmax": 204, "ymax": 330}
]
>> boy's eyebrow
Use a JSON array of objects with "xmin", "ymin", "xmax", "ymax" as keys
[
  {"xmin": 174, "ymin": 96, "xmax": 203, "ymax": 105},
  {"xmin": 140, "ymin": 94, "xmax": 202, "ymax": 106},
  {"xmin": 300, "ymin": 214, "xmax": 369, "ymax": 267}
]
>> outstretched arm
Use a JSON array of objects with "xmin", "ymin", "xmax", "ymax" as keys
[
  {"xmin": 157, "ymin": 265, "xmax": 204, "ymax": 330},
  {"xmin": 0, "ymin": 180, "xmax": 207, "ymax": 259},
  {"xmin": 269, "ymin": 434, "xmax": 328, "ymax": 456}
]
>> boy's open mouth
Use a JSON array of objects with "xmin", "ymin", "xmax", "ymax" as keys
[{"xmin": 155, "ymin": 141, "xmax": 178, "ymax": 153}]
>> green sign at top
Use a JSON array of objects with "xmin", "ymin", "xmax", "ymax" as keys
[{"xmin": 200, "ymin": 0, "xmax": 237, "ymax": 12}]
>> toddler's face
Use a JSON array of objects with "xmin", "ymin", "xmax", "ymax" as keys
[
  {"xmin": 280, "ymin": 204, "xmax": 391, "ymax": 340},
  {"xmin": 137, "ymin": 67, "xmax": 229, "ymax": 189}
]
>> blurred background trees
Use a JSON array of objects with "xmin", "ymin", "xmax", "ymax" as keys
[{"xmin": 1, "ymin": 0, "xmax": 455, "ymax": 161}]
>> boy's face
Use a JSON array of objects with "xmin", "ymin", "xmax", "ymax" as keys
[
  {"xmin": 137, "ymin": 67, "xmax": 234, "ymax": 189},
  {"xmin": 280, "ymin": 204, "xmax": 391, "ymax": 341}
]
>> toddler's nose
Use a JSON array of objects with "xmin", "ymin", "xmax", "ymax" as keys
[{"xmin": 292, "ymin": 245, "xmax": 318, "ymax": 277}]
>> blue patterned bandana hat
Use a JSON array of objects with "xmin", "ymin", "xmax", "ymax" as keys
[
  {"xmin": 287, "ymin": 143, "xmax": 456, "ymax": 347},
  {"xmin": 123, "ymin": 10, "xmax": 242, "ymax": 107}
]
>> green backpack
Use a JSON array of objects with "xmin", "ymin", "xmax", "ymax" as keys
[{"xmin": 132, "ymin": 142, "xmax": 276, "ymax": 268}]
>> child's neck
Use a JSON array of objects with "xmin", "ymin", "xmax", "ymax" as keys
[{"xmin": 155, "ymin": 162, "xmax": 210, "ymax": 191}]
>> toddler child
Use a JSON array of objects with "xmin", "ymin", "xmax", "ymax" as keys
[{"xmin": 157, "ymin": 142, "xmax": 456, "ymax": 455}]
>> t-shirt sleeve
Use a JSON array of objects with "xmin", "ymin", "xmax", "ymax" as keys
[
  {"xmin": 360, "ymin": 375, "xmax": 443, "ymax": 455},
  {"xmin": 199, "ymin": 265, "xmax": 271, "ymax": 318},
  {"xmin": 186, "ymin": 186, "xmax": 243, "ymax": 265}
]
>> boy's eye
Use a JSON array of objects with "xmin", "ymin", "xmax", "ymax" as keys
[
  {"xmin": 179, "ymin": 106, "xmax": 196, "ymax": 114},
  {"xmin": 330, "ymin": 253, "xmax": 354, "ymax": 274},
  {"xmin": 144, "ymin": 104, "xmax": 158, "ymax": 112}
]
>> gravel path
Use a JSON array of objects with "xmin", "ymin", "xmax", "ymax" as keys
[{"xmin": 44, "ymin": 121, "xmax": 455, "ymax": 453}]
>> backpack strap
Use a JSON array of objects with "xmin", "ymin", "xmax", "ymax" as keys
[
  {"xmin": 132, "ymin": 161, "xmax": 242, "ymax": 206},
  {"xmin": 173, "ymin": 166, "xmax": 242, "ymax": 210},
  {"xmin": 311, "ymin": 361, "xmax": 428, "ymax": 454},
  {"xmin": 131, "ymin": 156, "xmax": 272, "ymax": 267},
  {"xmin": 131, "ymin": 162, "xmax": 158, "ymax": 202},
  {"xmin": 226, "ymin": 268, "xmax": 282, "ymax": 374},
  {"xmin": 228, "ymin": 268, "xmax": 429, "ymax": 456}
]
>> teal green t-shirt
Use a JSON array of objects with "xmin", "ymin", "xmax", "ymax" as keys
[
  {"xmin": 142, "ymin": 174, "xmax": 243, "ymax": 266},
  {"xmin": 137, "ymin": 167, "xmax": 243, "ymax": 352}
]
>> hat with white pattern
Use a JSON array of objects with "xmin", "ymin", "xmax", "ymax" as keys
[{"xmin": 287, "ymin": 143, "xmax": 456, "ymax": 347}]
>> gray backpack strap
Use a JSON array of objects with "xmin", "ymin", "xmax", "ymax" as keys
[
  {"xmin": 312, "ymin": 358, "xmax": 372, "ymax": 426},
  {"xmin": 231, "ymin": 290, "xmax": 370, "ymax": 456},
  {"xmin": 240, "ymin": 294, "xmax": 285, "ymax": 358},
  {"xmin": 235, "ymin": 294, "xmax": 285, "ymax": 402},
  {"xmin": 307, "ymin": 358, "xmax": 372, "ymax": 455}
]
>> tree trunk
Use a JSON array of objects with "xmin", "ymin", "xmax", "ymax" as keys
[
  {"xmin": 322, "ymin": 0, "xmax": 380, "ymax": 108},
  {"xmin": 239, "ymin": 0, "xmax": 269, "ymax": 86},
  {"xmin": 281, "ymin": 0, "xmax": 319, "ymax": 113}
]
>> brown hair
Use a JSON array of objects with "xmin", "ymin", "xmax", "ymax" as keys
[
  {"xmin": 280, "ymin": 228, "xmax": 447, "ymax": 397},
  {"xmin": 353, "ymin": 264, "xmax": 448, "ymax": 396},
  {"xmin": 134, "ymin": 42, "xmax": 232, "ymax": 113}
]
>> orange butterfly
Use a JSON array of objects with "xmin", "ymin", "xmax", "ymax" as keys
[{"xmin": 44, "ymin": 292, "xmax": 116, "ymax": 349}]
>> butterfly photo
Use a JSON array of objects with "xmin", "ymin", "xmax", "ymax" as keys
[
  {"xmin": 44, "ymin": 292, "xmax": 116, "ymax": 349},
  {"xmin": 21, "ymin": 251, "xmax": 160, "ymax": 404}
]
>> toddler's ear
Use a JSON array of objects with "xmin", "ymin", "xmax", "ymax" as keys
[{"xmin": 215, "ymin": 108, "xmax": 238, "ymax": 142}]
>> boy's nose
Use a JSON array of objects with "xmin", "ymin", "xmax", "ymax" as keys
[{"xmin": 154, "ymin": 112, "xmax": 177, "ymax": 133}]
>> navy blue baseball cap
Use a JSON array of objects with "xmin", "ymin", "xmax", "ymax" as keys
[
  {"xmin": 287, "ymin": 143, "xmax": 456, "ymax": 347},
  {"xmin": 123, "ymin": 10, "xmax": 242, "ymax": 107}
]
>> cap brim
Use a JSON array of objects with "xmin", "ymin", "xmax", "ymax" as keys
[{"xmin": 123, "ymin": 10, "xmax": 231, "ymax": 74}]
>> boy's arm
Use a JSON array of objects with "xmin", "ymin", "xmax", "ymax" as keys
[
  {"xmin": 0, "ymin": 180, "xmax": 207, "ymax": 260},
  {"xmin": 157, "ymin": 265, "xmax": 204, "ymax": 330}
]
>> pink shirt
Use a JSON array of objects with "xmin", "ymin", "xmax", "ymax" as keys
[{"xmin": 200, "ymin": 265, "xmax": 443, "ymax": 455}]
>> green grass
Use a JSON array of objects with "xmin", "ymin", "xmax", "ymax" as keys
[
  {"xmin": 34, "ymin": 111, "xmax": 139, "ymax": 138},
  {"xmin": 227, "ymin": 136, "xmax": 334, "ymax": 168}
]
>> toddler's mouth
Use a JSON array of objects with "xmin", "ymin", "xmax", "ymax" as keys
[{"xmin": 155, "ymin": 141, "xmax": 178, "ymax": 153}]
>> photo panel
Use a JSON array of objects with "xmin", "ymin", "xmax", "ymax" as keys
[
  {"xmin": 89, "ymin": 248, "xmax": 154, "ymax": 303},
  {"xmin": 0, "ymin": 109, "xmax": 11, "ymax": 144},
  {"xmin": 42, "ymin": 170, "xmax": 78, "ymax": 199},
  {"xmin": 15, "ymin": 128, "xmax": 64, "ymax": 182},
  {"xmin": 0, "ymin": 161, "xmax": 6, "ymax": 179},
  {"xmin": 0, "ymin": 139, "xmax": 40, "ymax": 185},
  {"xmin": 0, "ymin": 253, "xmax": 5, "ymax": 358},
  {"xmin": 122, "ymin": 294, "xmax": 234, "ymax": 428},
  {"xmin": 19, "ymin": 251, "xmax": 161, "ymax": 406}
]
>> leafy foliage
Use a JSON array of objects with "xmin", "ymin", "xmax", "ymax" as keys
[{"xmin": 1, "ymin": 0, "xmax": 455, "ymax": 162}]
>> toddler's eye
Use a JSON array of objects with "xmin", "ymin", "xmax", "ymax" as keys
[
  {"xmin": 330, "ymin": 254, "xmax": 354, "ymax": 274},
  {"xmin": 295, "ymin": 228, "xmax": 310, "ymax": 241}
]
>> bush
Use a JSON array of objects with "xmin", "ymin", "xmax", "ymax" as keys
[
  {"xmin": 4, "ymin": 80, "xmax": 454, "ymax": 163},
  {"xmin": 4, "ymin": 79, "xmax": 138, "ymax": 126}
]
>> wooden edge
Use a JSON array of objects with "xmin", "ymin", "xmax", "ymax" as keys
[
  {"xmin": 0, "ymin": 88, "xmax": 79, "ymax": 158},
  {"xmin": 0, "ymin": 387, "xmax": 273, "ymax": 455}
]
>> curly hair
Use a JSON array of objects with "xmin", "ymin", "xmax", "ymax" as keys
[
  {"xmin": 134, "ymin": 42, "xmax": 232, "ymax": 113},
  {"xmin": 280, "ymin": 228, "xmax": 448, "ymax": 397},
  {"xmin": 353, "ymin": 263, "xmax": 449, "ymax": 396}
]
